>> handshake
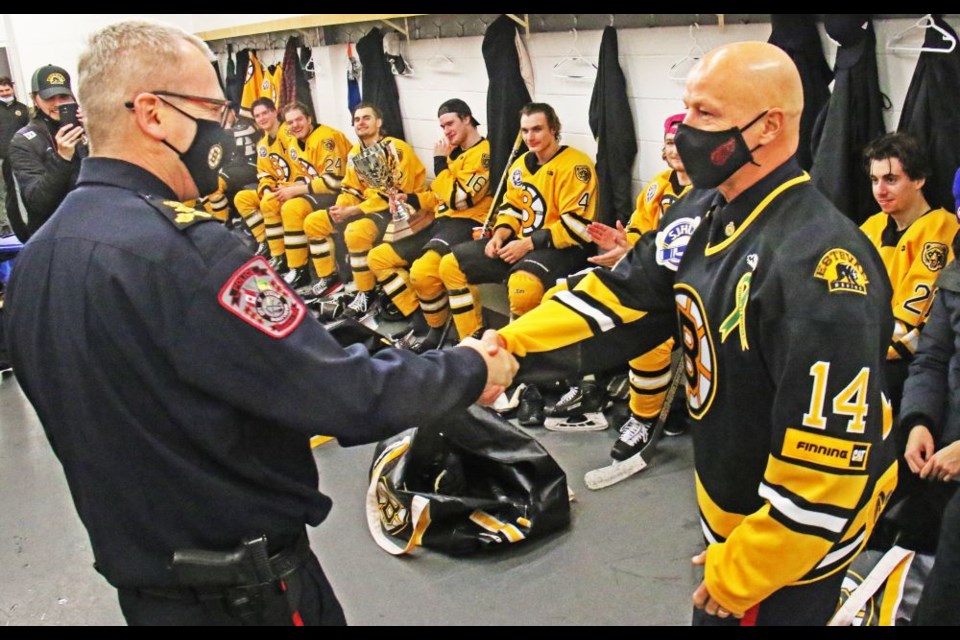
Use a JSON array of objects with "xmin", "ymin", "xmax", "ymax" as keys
[{"xmin": 458, "ymin": 330, "xmax": 519, "ymax": 406}]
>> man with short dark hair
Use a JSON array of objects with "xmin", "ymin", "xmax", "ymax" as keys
[
  {"xmin": 3, "ymin": 19, "xmax": 516, "ymax": 626},
  {"xmin": 7, "ymin": 64, "xmax": 86, "ymax": 241},
  {"xmin": 0, "ymin": 76, "xmax": 29, "ymax": 236}
]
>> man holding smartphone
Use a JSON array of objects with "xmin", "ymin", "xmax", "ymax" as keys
[{"xmin": 7, "ymin": 63, "xmax": 86, "ymax": 241}]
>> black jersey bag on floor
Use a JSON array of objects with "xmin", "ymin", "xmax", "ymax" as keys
[{"xmin": 366, "ymin": 405, "xmax": 571, "ymax": 556}]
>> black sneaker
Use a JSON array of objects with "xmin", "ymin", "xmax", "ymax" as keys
[
  {"xmin": 342, "ymin": 290, "xmax": 377, "ymax": 319},
  {"xmin": 297, "ymin": 275, "xmax": 344, "ymax": 303},
  {"xmin": 605, "ymin": 373, "xmax": 629, "ymax": 402},
  {"xmin": 611, "ymin": 416, "xmax": 653, "ymax": 461},
  {"xmin": 517, "ymin": 384, "xmax": 545, "ymax": 426},
  {"xmin": 268, "ymin": 254, "xmax": 288, "ymax": 272},
  {"xmin": 283, "ymin": 267, "xmax": 311, "ymax": 290},
  {"xmin": 663, "ymin": 407, "xmax": 689, "ymax": 437},
  {"xmin": 311, "ymin": 294, "xmax": 348, "ymax": 322},
  {"xmin": 401, "ymin": 326, "xmax": 444, "ymax": 354},
  {"xmin": 254, "ymin": 241, "xmax": 271, "ymax": 258},
  {"xmin": 545, "ymin": 380, "xmax": 605, "ymax": 418}
]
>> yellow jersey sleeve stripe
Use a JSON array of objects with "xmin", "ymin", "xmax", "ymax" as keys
[{"xmin": 758, "ymin": 482, "xmax": 848, "ymax": 534}]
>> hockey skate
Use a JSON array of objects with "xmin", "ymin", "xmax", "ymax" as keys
[{"xmin": 544, "ymin": 380, "xmax": 608, "ymax": 432}]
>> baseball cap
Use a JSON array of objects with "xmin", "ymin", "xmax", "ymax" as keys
[
  {"xmin": 31, "ymin": 64, "xmax": 72, "ymax": 99},
  {"xmin": 438, "ymin": 98, "xmax": 480, "ymax": 127},
  {"xmin": 664, "ymin": 113, "xmax": 685, "ymax": 136}
]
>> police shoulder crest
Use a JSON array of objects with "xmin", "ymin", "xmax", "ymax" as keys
[
  {"xmin": 814, "ymin": 248, "xmax": 869, "ymax": 295},
  {"xmin": 218, "ymin": 256, "xmax": 306, "ymax": 338},
  {"xmin": 144, "ymin": 197, "xmax": 216, "ymax": 230}
]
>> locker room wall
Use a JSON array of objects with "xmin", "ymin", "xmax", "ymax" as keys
[{"xmin": 3, "ymin": 14, "xmax": 957, "ymax": 204}]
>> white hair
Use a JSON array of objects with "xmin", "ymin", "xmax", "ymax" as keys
[{"xmin": 77, "ymin": 19, "xmax": 213, "ymax": 150}]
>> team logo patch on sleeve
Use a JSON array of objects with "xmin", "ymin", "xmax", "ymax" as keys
[
  {"xmin": 258, "ymin": 145, "xmax": 268, "ymax": 157},
  {"xmin": 481, "ymin": 153, "xmax": 491, "ymax": 169},
  {"xmin": 575, "ymin": 165, "xmax": 592, "ymax": 184},
  {"xmin": 645, "ymin": 182, "xmax": 659, "ymax": 203},
  {"xmin": 922, "ymin": 241, "xmax": 948, "ymax": 271},
  {"xmin": 511, "ymin": 168, "xmax": 523, "ymax": 187},
  {"xmin": 782, "ymin": 428, "xmax": 870, "ymax": 470},
  {"xmin": 656, "ymin": 216, "xmax": 701, "ymax": 272},
  {"xmin": 218, "ymin": 256, "xmax": 306, "ymax": 338},
  {"xmin": 814, "ymin": 248, "xmax": 869, "ymax": 295},
  {"xmin": 323, "ymin": 138, "xmax": 335, "ymax": 151}
]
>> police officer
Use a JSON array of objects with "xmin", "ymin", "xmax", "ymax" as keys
[
  {"xmin": 3, "ymin": 20, "xmax": 516, "ymax": 626},
  {"xmin": 7, "ymin": 63, "xmax": 86, "ymax": 241}
]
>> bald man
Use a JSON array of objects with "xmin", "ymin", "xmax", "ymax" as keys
[{"xmin": 497, "ymin": 42, "xmax": 898, "ymax": 625}]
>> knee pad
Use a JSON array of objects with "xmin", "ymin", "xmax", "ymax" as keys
[
  {"xmin": 438, "ymin": 252, "xmax": 468, "ymax": 290},
  {"xmin": 410, "ymin": 250, "xmax": 442, "ymax": 288},
  {"xmin": 508, "ymin": 271, "xmax": 545, "ymax": 317},
  {"xmin": 367, "ymin": 243, "xmax": 403, "ymax": 276},
  {"xmin": 344, "ymin": 217, "xmax": 379, "ymax": 253},
  {"xmin": 304, "ymin": 209, "xmax": 334, "ymax": 239}
]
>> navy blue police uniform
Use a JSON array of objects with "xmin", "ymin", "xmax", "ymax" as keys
[{"xmin": 3, "ymin": 157, "xmax": 489, "ymax": 625}]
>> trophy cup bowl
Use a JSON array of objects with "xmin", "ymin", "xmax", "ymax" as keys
[{"xmin": 353, "ymin": 141, "xmax": 430, "ymax": 242}]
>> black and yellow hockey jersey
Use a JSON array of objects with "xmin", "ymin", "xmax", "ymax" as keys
[
  {"xmin": 285, "ymin": 124, "xmax": 352, "ymax": 197},
  {"xmin": 499, "ymin": 159, "xmax": 899, "ymax": 616},
  {"xmin": 419, "ymin": 138, "xmax": 493, "ymax": 224},
  {"xmin": 494, "ymin": 146, "xmax": 598, "ymax": 250},
  {"xmin": 860, "ymin": 208, "xmax": 959, "ymax": 360},
  {"xmin": 337, "ymin": 136, "xmax": 427, "ymax": 215},
  {"xmin": 239, "ymin": 52, "xmax": 266, "ymax": 118},
  {"xmin": 625, "ymin": 168, "xmax": 691, "ymax": 242},
  {"xmin": 255, "ymin": 123, "xmax": 293, "ymax": 198}
]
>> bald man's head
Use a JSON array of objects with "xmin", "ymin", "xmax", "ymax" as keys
[{"xmin": 679, "ymin": 41, "xmax": 803, "ymax": 195}]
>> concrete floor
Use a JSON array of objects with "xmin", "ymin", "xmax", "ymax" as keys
[{"xmin": 0, "ymin": 364, "xmax": 701, "ymax": 626}]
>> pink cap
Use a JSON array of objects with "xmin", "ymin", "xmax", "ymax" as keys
[{"xmin": 664, "ymin": 113, "xmax": 685, "ymax": 136}]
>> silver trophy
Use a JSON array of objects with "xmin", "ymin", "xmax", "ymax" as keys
[{"xmin": 352, "ymin": 140, "xmax": 420, "ymax": 242}]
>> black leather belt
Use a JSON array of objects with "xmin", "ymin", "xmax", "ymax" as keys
[{"xmin": 134, "ymin": 533, "xmax": 311, "ymax": 603}]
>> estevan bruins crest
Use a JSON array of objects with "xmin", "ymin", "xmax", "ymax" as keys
[{"xmin": 814, "ymin": 248, "xmax": 869, "ymax": 295}]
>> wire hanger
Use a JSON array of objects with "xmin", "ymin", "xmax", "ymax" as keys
[
  {"xmin": 887, "ymin": 14, "xmax": 956, "ymax": 54},
  {"xmin": 426, "ymin": 33, "xmax": 456, "ymax": 72},
  {"xmin": 552, "ymin": 28, "xmax": 598, "ymax": 79},
  {"xmin": 668, "ymin": 23, "xmax": 707, "ymax": 82}
]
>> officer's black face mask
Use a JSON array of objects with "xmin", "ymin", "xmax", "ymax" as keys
[
  {"xmin": 674, "ymin": 111, "xmax": 768, "ymax": 189},
  {"xmin": 158, "ymin": 97, "xmax": 230, "ymax": 196}
]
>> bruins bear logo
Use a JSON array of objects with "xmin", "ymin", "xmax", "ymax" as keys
[
  {"xmin": 922, "ymin": 241, "xmax": 948, "ymax": 272},
  {"xmin": 574, "ymin": 165, "xmax": 591, "ymax": 184}
]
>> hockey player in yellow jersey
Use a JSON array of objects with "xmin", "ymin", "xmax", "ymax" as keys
[
  {"xmin": 860, "ymin": 132, "xmax": 959, "ymax": 412},
  {"xmin": 233, "ymin": 97, "xmax": 290, "ymax": 261},
  {"xmin": 368, "ymin": 99, "xmax": 492, "ymax": 352},
  {"xmin": 275, "ymin": 101, "xmax": 351, "ymax": 289},
  {"xmin": 497, "ymin": 42, "xmax": 898, "ymax": 625},
  {"xmin": 543, "ymin": 113, "xmax": 693, "ymax": 441},
  {"xmin": 300, "ymin": 102, "xmax": 427, "ymax": 318},
  {"xmin": 438, "ymin": 102, "xmax": 598, "ymax": 344}
]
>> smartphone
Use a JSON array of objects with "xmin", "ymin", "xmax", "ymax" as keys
[{"xmin": 58, "ymin": 103, "xmax": 79, "ymax": 128}]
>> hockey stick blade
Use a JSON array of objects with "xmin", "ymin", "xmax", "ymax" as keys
[
  {"xmin": 583, "ymin": 365, "xmax": 684, "ymax": 490},
  {"xmin": 584, "ymin": 453, "xmax": 650, "ymax": 489}
]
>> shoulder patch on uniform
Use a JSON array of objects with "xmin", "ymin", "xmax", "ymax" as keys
[
  {"xmin": 218, "ymin": 256, "xmax": 306, "ymax": 338},
  {"xmin": 511, "ymin": 167, "xmax": 523, "ymax": 187},
  {"xmin": 781, "ymin": 428, "xmax": 870, "ymax": 471},
  {"xmin": 655, "ymin": 216, "xmax": 701, "ymax": 272},
  {"xmin": 922, "ymin": 241, "xmax": 948, "ymax": 272},
  {"xmin": 21, "ymin": 130, "xmax": 36, "ymax": 140},
  {"xmin": 645, "ymin": 181, "xmax": 659, "ymax": 203},
  {"xmin": 481, "ymin": 153, "xmax": 490, "ymax": 169},
  {"xmin": 258, "ymin": 145, "xmax": 268, "ymax": 157},
  {"xmin": 575, "ymin": 165, "xmax": 592, "ymax": 184},
  {"xmin": 814, "ymin": 248, "xmax": 869, "ymax": 295},
  {"xmin": 323, "ymin": 138, "xmax": 335, "ymax": 151}
]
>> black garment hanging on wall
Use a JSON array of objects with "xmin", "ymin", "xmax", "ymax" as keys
[
  {"xmin": 226, "ymin": 48, "xmax": 249, "ymax": 112},
  {"xmin": 898, "ymin": 15, "xmax": 960, "ymax": 212},
  {"xmin": 767, "ymin": 14, "xmax": 833, "ymax": 171},
  {"xmin": 589, "ymin": 26, "xmax": 638, "ymax": 227},
  {"xmin": 356, "ymin": 27, "xmax": 405, "ymax": 141},
  {"xmin": 482, "ymin": 15, "xmax": 532, "ymax": 199},
  {"xmin": 810, "ymin": 15, "xmax": 887, "ymax": 226}
]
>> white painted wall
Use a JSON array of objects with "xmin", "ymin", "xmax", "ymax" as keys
[{"xmin": 2, "ymin": 14, "xmax": 955, "ymax": 203}]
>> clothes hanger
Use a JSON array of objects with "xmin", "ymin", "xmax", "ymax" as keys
[
  {"xmin": 887, "ymin": 14, "xmax": 956, "ymax": 54},
  {"xmin": 552, "ymin": 28, "xmax": 598, "ymax": 79},
  {"xmin": 668, "ymin": 23, "xmax": 707, "ymax": 82},
  {"xmin": 426, "ymin": 32, "xmax": 456, "ymax": 72}
]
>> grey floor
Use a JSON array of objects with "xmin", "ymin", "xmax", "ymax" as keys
[{"xmin": 0, "ymin": 364, "xmax": 702, "ymax": 626}]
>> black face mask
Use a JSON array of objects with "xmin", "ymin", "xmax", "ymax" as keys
[
  {"xmin": 674, "ymin": 111, "xmax": 768, "ymax": 189},
  {"xmin": 159, "ymin": 98, "xmax": 230, "ymax": 196}
]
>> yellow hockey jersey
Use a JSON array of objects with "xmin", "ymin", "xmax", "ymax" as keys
[
  {"xmin": 240, "ymin": 52, "xmax": 266, "ymax": 118},
  {"xmin": 255, "ymin": 123, "xmax": 294, "ymax": 198},
  {"xmin": 494, "ymin": 146, "xmax": 598, "ymax": 250},
  {"xmin": 337, "ymin": 136, "xmax": 427, "ymax": 215},
  {"xmin": 860, "ymin": 208, "xmax": 959, "ymax": 360},
  {"xmin": 285, "ymin": 124, "xmax": 352, "ymax": 197},
  {"xmin": 418, "ymin": 138, "xmax": 492, "ymax": 223},
  {"xmin": 626, "ymin": 168, "xmax": 692, "ymax": 243}
]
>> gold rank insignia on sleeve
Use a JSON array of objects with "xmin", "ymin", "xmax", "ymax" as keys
[
  {"xmin": 142, "ymin": 195, "xmax": 217, "ymax": 230},
  {"xmin": 814, "ymin": 248, "xmax": 869, "ymax": 295}
]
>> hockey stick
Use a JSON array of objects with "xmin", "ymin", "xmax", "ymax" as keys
[
  {"xmin": 478, "ymin": 130, "xmax": 525, "ymax": 238},
  {"xmin": 584, "ymin": 365, "xmax": 685, "ymax": 490}
]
